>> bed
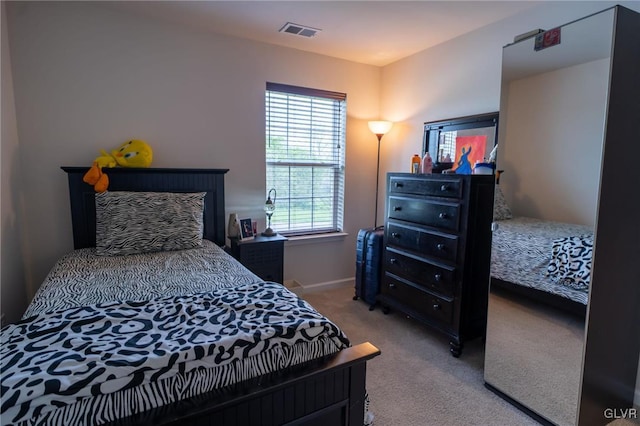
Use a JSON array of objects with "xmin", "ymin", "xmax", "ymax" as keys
[
  {"xmin": 490, "ymin": 188, "xmax": 592, "ymax": 317},
  {"xmin": 1, "ymin": 167, "xmax": 380, "ymax": 426}
]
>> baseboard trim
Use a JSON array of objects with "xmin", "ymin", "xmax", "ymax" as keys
[
  {"xmin": 283, "ymin": 279, "xmax": 305, "ymax": 296},
  {"xmin": 300, "ymin": 278, "xmax": 353, "ymax": 293},
  {"xmin": 484, "ymin": 382, "xmax": 554, "ymax": 426}
]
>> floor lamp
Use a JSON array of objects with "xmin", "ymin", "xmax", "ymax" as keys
[{"xmin": 368, "ymin": 120, "xmax": 393, "ymax": 228}]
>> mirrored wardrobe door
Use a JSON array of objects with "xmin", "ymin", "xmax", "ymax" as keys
[{"xmin": 484, "ymin": 8, "xmax": 615, "ymax": 426}]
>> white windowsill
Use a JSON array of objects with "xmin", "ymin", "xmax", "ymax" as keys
[{"xmin": 284, "ymin": 232, "xmax": 349, "ymax": 246}]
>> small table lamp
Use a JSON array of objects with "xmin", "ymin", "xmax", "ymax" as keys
[{"xmin": 262, "ymin": 188, "xmax": 277, "ymax": 236}]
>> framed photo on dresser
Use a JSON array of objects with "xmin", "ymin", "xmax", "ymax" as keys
[{"xmin": 239, "ymin": 217, "xmax": 254, "ymax": 241}]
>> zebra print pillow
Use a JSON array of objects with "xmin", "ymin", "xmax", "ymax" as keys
[
  {"xmin": 493, "ymin": 185, "xmax": 513, "ymax": 221},
  {"xmin": 95, "ymin": 191, "xmax": 205, "ymax": 256}
]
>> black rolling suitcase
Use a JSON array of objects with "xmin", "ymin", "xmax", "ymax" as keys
[{"xmin": 354, "ymin": 227, "xmax": 384, "ymax": 310}]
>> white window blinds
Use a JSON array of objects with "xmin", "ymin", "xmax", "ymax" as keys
[{"xmin": 265, "ymin": 83, "xmax": 346, "ymax": 236}]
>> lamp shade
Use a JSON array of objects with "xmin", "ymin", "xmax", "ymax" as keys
[
  {"xmin": 368, "ymin": 120, "xmax": 393, "ymax": 136},
  {"xmin": 264, "ymin": 192, "xmax": 276, "ymax": 215},
  {"xmin": 262, "ymin": 188, "xmax": 277, "ymax": 236}
]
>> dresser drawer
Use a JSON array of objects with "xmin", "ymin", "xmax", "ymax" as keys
[
  {"xmin": 384, "ymin": 248, "xmax": 455, "ymax": 297},
  {"xmin": 388, "ymin": 196, "xmax": 461, "ymax": 232},
  {"xmin": 389, "ymin": 175, "xmax": 462, "ymax": 199},
  {"xmin": 386, "ymin": 221, "xmax": 459, "ymax": 263},
  {"xmin": 381, "ymin": 276, "xmax": 453, "ymax": 325}
]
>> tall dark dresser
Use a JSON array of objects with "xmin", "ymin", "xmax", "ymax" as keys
[{"xmin": 379, "ymin": 173, "xmax": 494, "ymax": 357}]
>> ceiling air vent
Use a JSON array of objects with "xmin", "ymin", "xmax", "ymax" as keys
[{"xmin": 279, "ymin": 22, "xmax": 321, "ymax": 38}]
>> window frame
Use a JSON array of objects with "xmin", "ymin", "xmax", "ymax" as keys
[{"xmin": 265, "ymin": 82, "xmax": 347, "ymax": 237}]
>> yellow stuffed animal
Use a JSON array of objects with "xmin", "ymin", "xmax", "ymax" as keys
[
  {"xmin": 111, "ymin": 139, "xmax": 153, "ymax": 168},
  {"xmin": 83, "ymin": 140, "xmax": 153, "ymax": 192}
]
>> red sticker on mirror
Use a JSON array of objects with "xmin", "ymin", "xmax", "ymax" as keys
[{"xmin": 534, "ymin": 27, "xmax": 561, "ymax": 51}]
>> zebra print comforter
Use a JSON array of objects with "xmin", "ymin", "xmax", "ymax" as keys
[
  {"xmin": 23, "ymin": 240, "xmax": 261, "ymax": 318},
  {"xmin": 2, "ymin": 242, "xmax": 351, "ymax": 425},
  {"xmin": 491, "ymin": 216, "xmax": 593, "ymax": 305}
]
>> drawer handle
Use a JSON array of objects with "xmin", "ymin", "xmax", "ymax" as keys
[
  {"xmin": 440, "ymin": 184, "xmax": 449, "ymax": 192},
  {"xmin": 389, "ymin": 283, "xmax": 397, "ymax": 289},
  {"xmin": 390, "ymin": 258, "xmax": 398, "ymax": 264},
  {"xmin": 433, "ymin": 303, "xmax": 441, "ymax": 311},
  {"xmin": 438, "ymin": 212, "xmax": 448, "ymax": 219},
  {"xmin": 434, "ymin": 273, "xmax": 442, "ymax": 282},
  {"xmin": 394, "ymin": 182, "xmax": 404, "ymax": 188},
  {"xmin": 437, "ymin": 243, "xmax": 445, "ymax": 251},
  {"xmin": 393, "ymin": 206, "xmax": 402, "ymax": 211},
  {"xmin": 391, "ymin": 232, "xmax": 400, "ymax": 238}
]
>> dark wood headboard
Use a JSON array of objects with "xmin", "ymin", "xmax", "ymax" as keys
[{"xmin": 61, "ymin": 167, "xmax": 229, "ymax": 249}]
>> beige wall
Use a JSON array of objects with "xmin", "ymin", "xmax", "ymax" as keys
[
  {"xmin": 2, "ymin": 1, "xmax": 380, "ymax": 321},
  {"xmin": 376, "ymin": 1, "xmax": 626, "ymax": 227},
  {"xmin": 500, "ymin": 58, "xmax": 609, "ymax": 227},
  {"xmin": 1, "ymin": 2, "xmax": 29, "ymax": 325}
]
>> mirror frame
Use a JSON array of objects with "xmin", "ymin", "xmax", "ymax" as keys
[{"xmin": 422, "ymin": 112, "xmax": 499, "ymax": 173}]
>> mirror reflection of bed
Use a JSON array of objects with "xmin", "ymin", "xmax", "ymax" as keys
[{"xmin": 483, "ymin": 7, "xmax": 614, "ymax": 426}]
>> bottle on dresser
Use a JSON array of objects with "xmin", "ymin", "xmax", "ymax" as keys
[
  {"xmin": 421, "ymin": 152, "xmax": 433, "ymax": 174},
  {"xmin": 411, "ymin": 154, "xmax": 421, "ymax": 174}
]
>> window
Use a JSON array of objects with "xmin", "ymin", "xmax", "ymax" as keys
[{"xmin": 265, "ymin": 83, "xmax": 346, "ymax": 236}]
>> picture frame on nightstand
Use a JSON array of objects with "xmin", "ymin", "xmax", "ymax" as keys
[{"xmin": 239, "ymin": 218, "xmax": 254, "ymax": 241}]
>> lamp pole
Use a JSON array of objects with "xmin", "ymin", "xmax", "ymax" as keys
[
  {"xmin": 374, "ymin": 133, "xmax": 383, "ymax": 228},
  {"xmin": 368, "ymin": 120, "xmax": 392, "ymax": 229}
]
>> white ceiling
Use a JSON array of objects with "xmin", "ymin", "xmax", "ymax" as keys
[{"xmin": 104, "ymin": 1, "xmax": 541, "ymax": 66}]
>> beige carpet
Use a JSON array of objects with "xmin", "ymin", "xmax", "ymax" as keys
[
  {"xmin": 302, "ymin": 285, "xmax": 540, "ymax": 426},
  {"xmin": 484, "ymin": 288, "xmax": 584, "ymax": 426}
]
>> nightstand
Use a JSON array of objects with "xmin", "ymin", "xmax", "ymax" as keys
[{"xmin": 228, "ymin": 235, "xmax": 288, "ymax": 283}]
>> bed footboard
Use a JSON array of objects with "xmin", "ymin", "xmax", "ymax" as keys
[
  {"xmin": 108, "ymin": 342, "xmax": 381, "ymax": 426},
  {"xmin": 491, "ymin": 278, "xmax": 586, "ymax": 318}
]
